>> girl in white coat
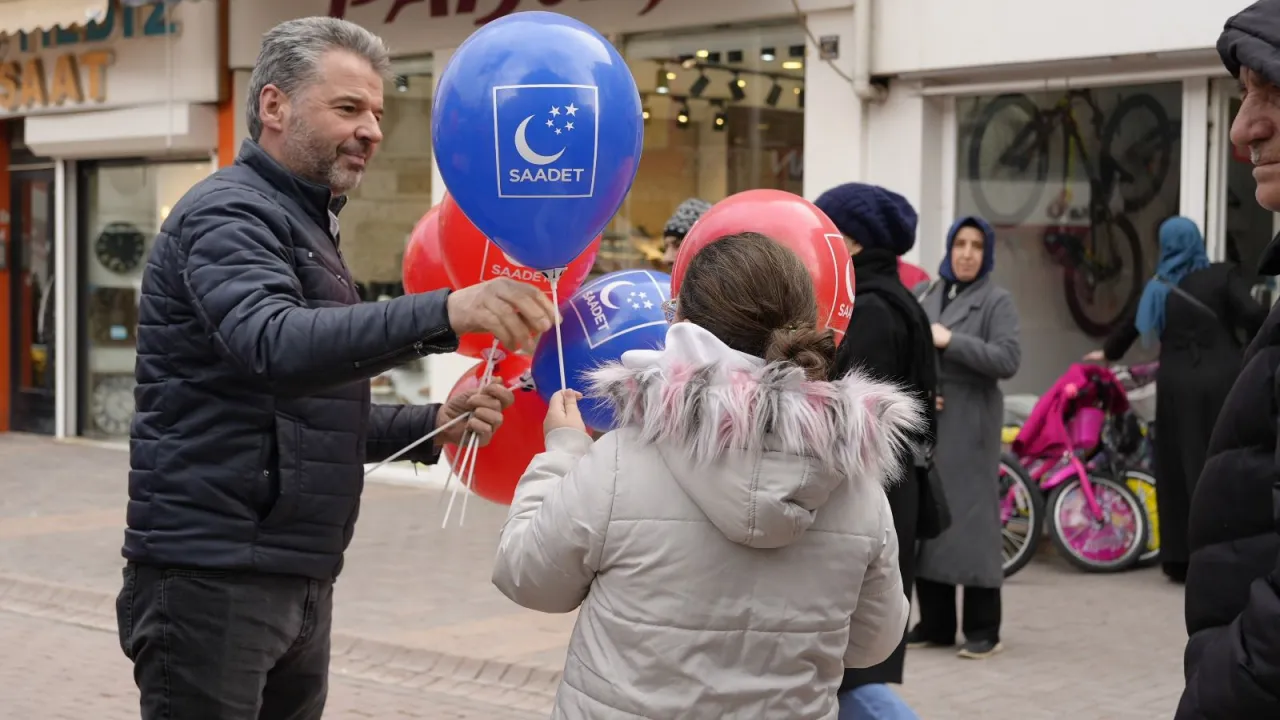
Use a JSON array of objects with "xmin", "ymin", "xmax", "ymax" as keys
[{"xmin": 492, "ymin": 232, "xmax": 924, "ymax": 719}]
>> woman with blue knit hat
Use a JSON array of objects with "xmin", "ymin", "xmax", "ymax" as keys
[
  {"xmin": 816, "ymin": 182, "xmax": 934, "ymax": 720},
  {"xmin": 1085, "ymin": 216, "xmax": 1265, "ymax": 583},
  {"xmin": 911, "ymin": 215, "xmax": 1021, "ymax": 660}
]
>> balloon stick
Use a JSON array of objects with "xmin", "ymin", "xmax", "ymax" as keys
[
  {"xmin": 365, "ymin": 411, "xmax": 469, "ymax": 476},
  {"xmin": 543, "ymin": 267, "xmax": 568, "ymax": 393},
  {"xmin": 443, "ymin": 338, "xmax": 502, "ymax": 528},
  {"xmin": 434, "ymin": 372, "xmax": 526, "ymax": 509}
]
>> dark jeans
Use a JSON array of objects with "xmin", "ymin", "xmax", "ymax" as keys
[
  {"xmin": 913, "ymin": 577, "xmax": 1001, "ymax": 643},
  {"xmin": 115, "ymin": 562, "xmax": 333, "ymax": 720}
]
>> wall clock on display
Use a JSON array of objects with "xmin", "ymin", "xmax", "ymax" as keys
[
  {"xmin": 95, "ymin": 222, "xmax": 146, "ymax": 275},
  {"xmin": 90, "ymin": 374, "xmax": 136, "ymax": 437}
]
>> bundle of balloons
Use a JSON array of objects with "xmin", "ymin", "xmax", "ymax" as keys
[{"xmin": 401, "ymin": 11, "xmax": 854, "ymax": 520}]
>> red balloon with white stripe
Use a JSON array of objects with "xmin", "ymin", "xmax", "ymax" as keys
[
  {"xmin": 438, "ymin": 192, "xmax": 601, "ymax": 357},
  {"xmin": 670, "ymin": 189, "xmax": 854, "ymax": 338}
]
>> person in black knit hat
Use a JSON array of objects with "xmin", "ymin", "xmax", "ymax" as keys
[
  {"xmin": 660, "ymin": 197, "xmax": 713, "ymax": 269},
  {"xmin": 816, "ymin": 182, "xmax": 934, "ymax": 720}
]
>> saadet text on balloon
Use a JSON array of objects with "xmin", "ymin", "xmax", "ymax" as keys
[
  {"xmin": 580, "ymin": 290, "xmax": 612, "ymax": 334},
  {"xmin": 507, "ymin": 167, "xmax": 589, "ymax": 184}
]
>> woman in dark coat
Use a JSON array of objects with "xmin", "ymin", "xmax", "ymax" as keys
[
  {"xmin": 911, "ymin": 215, "xmax": 1021, "ymax": 660},
  {"xmin": 816, "ymin": 183, "xmax": 934, "ymax": 720},
  {"xmin": 1087, "ymin": 216, "xmax": 1265, "ymax": 583}
]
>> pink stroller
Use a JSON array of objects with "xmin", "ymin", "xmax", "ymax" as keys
[{"xmin": 999, "ymin": 364, "xmax": 1149, "ymax": 575}]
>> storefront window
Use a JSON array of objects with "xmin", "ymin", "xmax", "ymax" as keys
[
  {"xmin": 606, "ymin": 23, "xmax": 806, "ymax": 273},
  {"xmin": 956, "ymin": 82, "xmax": 1182, "ymax": 390},
  {"xmin": 81, "ymin": 160, "xmax": 211, "ymax": 439}
]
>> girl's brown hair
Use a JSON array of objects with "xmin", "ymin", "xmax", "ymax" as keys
[{"xmin": 677, "ymin": 232, "xmax": 837, "ymax": 381}]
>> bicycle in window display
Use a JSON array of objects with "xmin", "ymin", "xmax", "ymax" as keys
[{"xmin": 966, "ymin": 88, "xmax": 1177, "ymax": 337}]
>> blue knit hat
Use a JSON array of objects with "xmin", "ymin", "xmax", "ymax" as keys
[{"xmin": 814, "ymin": 182, "xmax": 918, "ymax": 256}]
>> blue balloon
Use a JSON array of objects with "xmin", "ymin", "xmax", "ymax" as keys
[
  {"xmin": 532, "ymin": 269, "xmax": 671, "ymax": 431},
  {"xmin": 432, "ymin": 12, "xmax": 644, "ymax": 271}
]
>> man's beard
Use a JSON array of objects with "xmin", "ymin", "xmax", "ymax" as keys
[{"xmin": 282, "ymin": 114, "xmax": 367, "ymax": 195}]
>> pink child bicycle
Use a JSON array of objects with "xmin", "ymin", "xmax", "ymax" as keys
[{"xmin": 999, "ymin": 363, "xmax": 1148, "ymax": 576}]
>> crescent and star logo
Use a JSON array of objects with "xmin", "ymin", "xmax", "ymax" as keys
[
  {"xmin": 568, "ymin": 270, "xmax": 669, "ymax": 350},
  {"xmin": 494, "ymin": 84, "xmax": 599, "ymax": 199}
]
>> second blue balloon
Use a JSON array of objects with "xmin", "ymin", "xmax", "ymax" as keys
[{"xmin": 532, "ymin": 269, "xmax": 671, "ymax": 432}]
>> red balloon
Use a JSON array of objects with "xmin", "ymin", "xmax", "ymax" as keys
[
  {"xmin": 439, "ymin": 192, "xmax": 600, "ymax": 301},
  {"xmin": 898, "ymin": 259, "xmax": 930, "ymax": 290},
  {"xmin": 456, "ymin": 332, "xmax": 505, "ymax": 359},
  {"xmin": 442, "ymin": 355, "xmax": 548, "ymax": 506},
  {"xmin": 671, "ymin": 189, "xmax": 854, "ymax": 338},
  {"xmin": 403, "ymin": 204, "xmax": 503, "ymax": 357},
  {"xmin": 439, "ymin": 193, "xmax": 602, "ymax": 358},
  {"xmin": 402, "ymin": 205, "xmax": 450, "ymax": 294}
]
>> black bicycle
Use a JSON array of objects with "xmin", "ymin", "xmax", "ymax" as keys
[{"xmin": 967, "ymin": 90, "xmax": 1176, "ymax": 336}]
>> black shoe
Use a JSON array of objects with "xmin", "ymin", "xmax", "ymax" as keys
[
  {"xmin": 1162, "ymin": 561, "xmax": 1188, "ymax": 584},
  {"xmin": 906, "ymin": 625, "xmax": 955, "ymax": 649},
  {"xmin": 957, "ymin": 638, "xmax": 1003, "ymax": 659}
]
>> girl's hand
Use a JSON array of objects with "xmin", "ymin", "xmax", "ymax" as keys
[
  {"xmin": 1082, "ymin": 350, "xmax": 1106, "ymax": 363},
  {"xmin": 544, "ymin": 390, "xmax": 587, "ymax": 435}
]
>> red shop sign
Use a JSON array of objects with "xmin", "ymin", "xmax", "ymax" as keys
[{"xmin": 329, "ymin": 0, "xmax": 665, "ymax": 25}]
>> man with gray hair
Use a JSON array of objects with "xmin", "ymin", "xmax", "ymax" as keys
[
  {"xmin": 114, "ymin": 17, "xmax": 555, "ymax": 718},
  {"xmin": 1177, "ymin": 1, "xmax": 1280, "ymax": 717}
]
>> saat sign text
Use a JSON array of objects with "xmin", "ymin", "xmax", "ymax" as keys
[{"xmin": 0, "ymin": 52, "xmax": 112, "ymax": 112}]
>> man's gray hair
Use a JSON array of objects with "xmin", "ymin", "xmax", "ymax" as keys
[{"xmin": 246, "ymin": 17, "xmax": 392, "ymax": 141}]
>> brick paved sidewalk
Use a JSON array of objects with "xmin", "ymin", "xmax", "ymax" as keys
[
  {"xmin": 0, "ymin": 433, "xmax": 1188, "ymax": 718},
  {"xmin": 0, "ymin": 609, "xmax": 545, "ymax": 719}
]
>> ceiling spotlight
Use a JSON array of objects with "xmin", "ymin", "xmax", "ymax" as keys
[
  {"xmin": 729, "ymin": 74, "xmax": 746, "ymax": 101},
  {"xmin": 695, "ymin": 49, "xmax": 709, "ymax": 58},
  {"xmin": 666, "ymin": 70, "xmax": 677, "ymax": 80},
  {"xmin": 782, "ymin": 60, "xmax": 803, "ymax": 70},
  {"xmin": 727, "ymin": 49, "xmax": 743, "ymax": 63},
  {"xmin": 676, "ymin": 102, "xmax": 691, "ymax": 128},
  {"xmin": 655, "ymin": 66, "xmax": 669, "ymax": 94},
  {"xmin": 766, "ymin": 82, "xmax": 782, "ymax": 107},
  {"xmin": 642, "ymin": 106, "xmax": 651, "ymax": 122},
  {"xmin": 679, "ymin": 54, "xmax": 697, "ymax": 69},
  {"xmin": 761, "ymin": 47, "xmax": 776, "ymax": 62},
  {"xmin": 689, "ymin": 72, "xmax": 710, "ymax": 98},
  {"xmin": 713, "ymin": 105, "xmax": 727, "ymax": 132},
  {"xmin": 394, "ymin": 75, "xmax": 409, "ymax": 92}
]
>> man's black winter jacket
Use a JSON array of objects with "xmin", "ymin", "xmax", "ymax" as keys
[{"xmin": 123, "ymin": 140, "xmax": 458, "ymax": 580}]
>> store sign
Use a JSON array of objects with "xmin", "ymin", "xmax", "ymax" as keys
[
  {"xmin": 328, "ymin": 0, "xmax": 665, "ymax": 25},
  {"xmin": 0, "ymin": 52, "xmax": 114, "ymax": 112},
  {"xmin": 0, "ymin": 1, "xmax": 220, "ymax": 118},
  {"xmin": 231, "ymin": 0, "xmax": 835, "ymax": 67}
]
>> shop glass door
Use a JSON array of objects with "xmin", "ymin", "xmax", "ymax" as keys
[{"xmin": 9, "ymin": 168, "xmax": 56, "ymax": 434}]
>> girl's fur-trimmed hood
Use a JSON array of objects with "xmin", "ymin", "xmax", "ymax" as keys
[{"xmin": 585, "ymin": 323, "xmax": 924, "ymax": 549}]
